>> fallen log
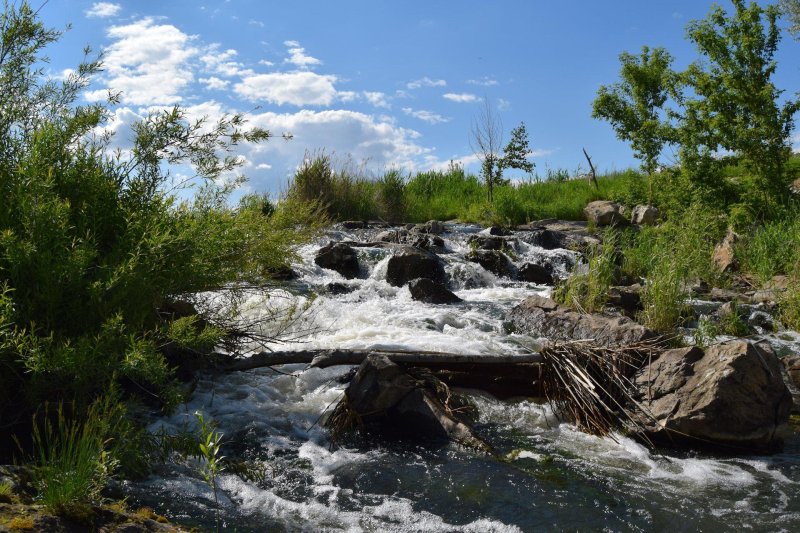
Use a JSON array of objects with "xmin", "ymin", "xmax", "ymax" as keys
[
  {"xmin": 222, "ymin": 348, "xmax": 545, "ymax": 399},
  {"xmin": 223, "ymin": 348, "xmax": 543, "ymax": 372}
]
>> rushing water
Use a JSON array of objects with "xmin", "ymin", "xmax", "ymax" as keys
[{"xmin": 126, "ymin": 224, "xmax": 800, "ymax": 532}]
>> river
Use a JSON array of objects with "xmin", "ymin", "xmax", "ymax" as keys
[{"xmin": 124, "ymin": 223, "xmax": 800, "ymax": 532}]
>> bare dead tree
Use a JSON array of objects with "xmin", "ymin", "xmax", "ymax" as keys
[
  {"xmin": 582, "ymin": 147, "xmax": 599, "ymax": 189},
  {"xmin": 470, "ymin": 97, "xmax": 503, "ymax": 203}
]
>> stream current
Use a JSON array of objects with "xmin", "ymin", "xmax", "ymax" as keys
[{"xmin": 126, "ymin": 224, "xmax": 800, "ymax": 532}]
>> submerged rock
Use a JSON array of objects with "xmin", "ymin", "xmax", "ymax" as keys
[
  {"xmin": 507, "ymin": 295, "xmax": 658, "ymax": 346},
  {"xmin": 386, "ymin": 246, "xmax": 447, "ymax": 287},
  {"xmin": 408, "ymin": 278, "xmax": 462, "ymax": 304},
  {"xmin": 315, "ymin": 242, "xmax": 360, "ymax": 279},
  {"xmin": 330, "ymin": 355, "xmax": 490, "ymax": 451},
  {"xmin": 630, "ymin": 341, "xmax": 792, "ymax": 452}
]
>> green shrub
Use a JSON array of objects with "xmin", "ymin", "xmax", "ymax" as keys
[
  {"xmin": 737, "ymin": 209, "xmax": 800, "ymax": 284},
  {"xmin": 374, "ymin": 169, "xmax": 407, "ymax": 223},
  {"xmin": 554, "ymin": 231, "xmax": 617, "ymax": 313}
]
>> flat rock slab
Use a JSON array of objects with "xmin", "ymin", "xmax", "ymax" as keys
[{"xmin": 507, "ymin": 295, "xmax": 658, "ymax": 346}]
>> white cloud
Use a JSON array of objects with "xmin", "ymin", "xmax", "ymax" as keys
[
  {"xmin": 86, "ymin": 18, "xmax": 198, "ymax": 106},
  {"xmin": 235, "ymin": 71, "xmax": 338, "ymax": 106},
  {"xmin": 363, "ymin": 91, "xmax": 390, "ymax": 109},
  {"xmin": 402, "ymin": 107, "xmax": 450, "ymax": 124},
  {"xmin": 407, "ymin": 77, "xmax": 446, "ymax": 90},
  {"xmin": 443, "ymin": 92, "xmax": 478, "ymax": 103},
  {"xmin": 466, "ymin": 77, "xmax": 498, "ymax": 87},
  {"xmin": 85, "ymin": 2, "xmax": 121, "ymax": 18},
  {"xmin": 284, "ymin": 40, "xmax": 321, "ymax": 68},
  {"xmin": 201, "ymin": 45, "xmax": 249, "ymax": 77},
  {"xmin": 199, "ymin": 76, "xmax": 230, "ymax": 90},
  {"xmin": 249, "ymin": 19, "xmax": 265, "ymax": 28},
  {"xmin": 497, "ymin": 98, "xmax": 511, "ymax": 111},
  {"xmin": 258, "ymin": 59, "xmax": 275, "ymax": 66}
]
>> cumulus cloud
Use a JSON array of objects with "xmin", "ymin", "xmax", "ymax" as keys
[
  {"xmin": 407, "ymin": 77, "xmax": 446, "ymax": 90},
  {"xmin": 199, "ymin": 76, "xmax": 230, "ymax": 90},
  {"xmin": 363, "ymin": 91, "xmax": 390, "ymax": 109},
  {"xmin": 85, "ymin": 2, "xmax": 121, "ymax": 18},
  {"xmin": 201, "ymin": 45, "xmax": 249, "ymax": 77},
  {"xmin": 85, "ymin": 18, "xmax": 198, "ymax": 106},
  {"xmin": 284, "ymin": 40, "xmax": 321, "ymax": 68},
  {"xmin": 443, "ymin": 92, "xmax": 478, "ymax": 103},
  {"xmin": 402, "ymin": 107, "xmax": 450, "ymax": 124},
  {"xmin": 234, "ymin": 71, "xmax": 338, "ymax": 106}
]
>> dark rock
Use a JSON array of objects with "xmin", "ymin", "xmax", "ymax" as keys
[
  {"xmin": 314, "ymin": 242, "xmax": 360, "ymax": 279},
  {"xmin": 411, "ymin": 234, "xmax": 446, "ymax": 251},
  {"xmin": 607, "ymin": 284, "xmax": 642, "ymax": 314},
  {"xmin": 487, "ymin": 226, "xmax": 512, "ymax": 236},
  {"xmin": 376, "ymin": 229, "xmax": 408, "ymax": 243},
  {"xmin": 466, "ymin": 250, "xmax": 516, "ymax": 279},
  {"xmin": 467, "ymin": 234, "xmax": 517, "ymax": 251},
  {"xmin": 339, "ymin": 355, "xmax": 490, "ymax": 451},
  {"xmin": 518, "ymin": 263, "xmax": 554, "ymax": 285},
  {"xmin": 630, "ymin": 341, "xmax": 792, "ymax": 452},
  {"xmin": 584, "ymin": 200, "xmax": 628, "ymax": 227},
  {"xmin": 341, "ymin": 220, "xmax": 367, "ymax": 229},
  {"xmin": 425, "ymin": 220, "xmax": 445, "ymax": 234},
  {"xmin": 325, "ymin": 282, "xmax": 354, "ymax": 295},
  {"xmin": 508, "ymin": 295, "xmax": 658, "ymax": 346},
  {"xmin": 269, "ymin": 264, "xmax": 297, "ymax": 280},
  {"xmin": 784, "ymin": 355, "xmax": 800, "ymax": 390},
  {"xmin": 408, "ymin": 278, "xmax": 462, "ymax": 304},
  {"xmin": 386, "ymin": 246, "xmax": 447, "ymax": 287}
]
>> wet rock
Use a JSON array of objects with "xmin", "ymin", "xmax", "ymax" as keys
[
  {"xmin": 314, "ymin": 242, "xmax": 360, "ymax": 279},
  {"xmin": 325, "ymin": 282, "xmax": 354, "ymax": 295},
  {"xmin": 408, "ymin": 278, "xmax": 462, "ymax": 304},
  {"xmin": 630, "ymin": 341, "xmax": 792, "ymax": 452},
  {"xmin": 386, "ymin": 246, "xmax": 447, "ymax": 287},
  {"xmin": 487, "ymin": 226, "xmax": 512, "ymax": 236},
  {"xmin": 341, "ymin": 220, "xmax": 367, "ymax": 229},
  {"xmin": 518, "ymin": 263, "xmax": 554, "ymax": 285},
  {"xmin": 508, "ymin": 295, "xmax": 658, "ymax": 346},
  {"xmin": 607, "ymin": 284, "xmax": 642, "ymax": 315},
  {"xmin": 712, "ymin": 228, "xmax": 738, "ymax": 273},
  {"xmin": 584, "ymin": 200, "xmax": 628, "ymax": 227},
  {"xmin": 631, "ymin": 204, "xmax": 660, "ymax": 225},
  {"xmin": 335, "ymin": 355, "xmax": 490, "ymax": 451},
  {"xmin": 269, "ymin": 264, "xmax": 297, "ymax": 280},
  {"xmin": 411, "ymin": 234, "xmax": 446, "ymax": 251},
  {"xmin": 425, "ymin": 220, "xmax": 445, "ymax": 234},
  {"xmin": 376, "ymin": 229, "xmax": 408, "ymax": 243},
  {"xmin": 467, "ymin": 234, "xmax": 517, "ymax": 251},
  {"xmin": 466, "ymin": 250, "xmax": 516, "ymax": 279}
]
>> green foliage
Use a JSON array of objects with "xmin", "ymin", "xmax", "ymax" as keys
[
  {"xmin": 736, "ymin": 209, "xmax": 800, "ymax": 283},
  {"xmin": 499, "ymin": 122, "xmax": 535, "ymax": 177},
  {"xmin": 693, "ymin": 317, "xmax": 719, "ymax": 348},
  {"xmin": 374, "ymin": 169, "xmax": 407, "ymax": 223},
  {"xmin": 779, "ymin": 272, "xmax": 800, "ymax": 331},
  {"xmin": 195, "ymin": 411, "xmax": 224, "ymax": 533},
  {"xmin": 27, "ymin": 397, "xmax": 123, "ymax": 520},
  {"xmin": 554, "ymin": 231, "xmax": 618, "ymax": 313},
  {"xmin": 592, "ymin": 46, "xmax": 677, "ymax": 183}
]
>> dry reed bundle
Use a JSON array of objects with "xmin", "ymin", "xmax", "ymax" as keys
[{"xmin": 539, "ymin": 340, "xmax": 661, "ymax": 438}]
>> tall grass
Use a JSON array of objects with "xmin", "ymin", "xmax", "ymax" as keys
[
  {"xmin": 554, "ymin": 231, "xmax": 618, "ymax": 313},
  {"xmin": 736, "ymin": 208, "xmax": 800, "ymax": 284}
]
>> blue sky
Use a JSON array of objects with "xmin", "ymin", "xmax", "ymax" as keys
[{"xmin": 36, "ymin": 1, "xmax": 800, "ymax": 197}]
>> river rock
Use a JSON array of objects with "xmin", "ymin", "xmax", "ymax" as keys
[
  {"xmin": 631, "ymin": 204, "xmax": 660, "ymax": 225},
  {"xmin": 783, "ymin": 355, "xmax": 800, "ymax": 414},
  {"xmin": 386, "ymin": 246, "xmax": 447, "ymax": 287},
  {"xmin": 338, "ymin": 355, "xmax": 490, "ymax": 451},
  {"xmin": 408, "ymin": 278, "xmax": 462, "ymax": 304},
  {"xmin": 584, "ymin": 200, "xmax": 627, "ymax": 227},
  {"xmin": 425, "ymin": 220, "xmax": 445, "ymax": 234},
  {"xmin": 315, "ymin": 242, "xmax": 360, "ymax": 279},
  {"xmin": 487, "ymin": 226, "xmax": 512, "ymax": 236},
  {"xmin": 518, "ymin": 262, "xmax": 554, "ymax": 285},
  {"xmin": 712, "ymin": 228, "xmax": 738, "ymax": 273},
  {"xmin": 607, "ymin": 284, "xmax": 642, "ymax": 315},
  {"xmin": 467, "ymin": 234, "xmax": 517, "ymax": 251},
  {"xmin": 508, "ymin": 295, "xmax": 658, "ymax": 346},
  {"xmin": 630, "ymin": 341, "xmax": 792, "ymax": 452},
  {"xmin": 466, "ymin": 250, "xmax": 516, "ymax": 279},
  {"xmin": 376, "ymin": 229, "xmax": 408, "ymax": 243}
]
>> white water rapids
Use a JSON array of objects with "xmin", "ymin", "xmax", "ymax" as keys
[{"xmin": 125, "ymin": 224, "xmax": 800, "ymax": 532}]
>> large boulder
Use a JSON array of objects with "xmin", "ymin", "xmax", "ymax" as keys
[
  {"xmin": 334, "ymin": 355, "xmax": 490, "ymax": 451},
  {"xmin": 408, "ymin": 278, "xmax": 462, "ymax": 304},
  {"xmin": 518, "ymin": 262, "xmax": 554, "ymax": 285},
  {"xmin": 507, "ymin": 295, "xmax": 658, "ymax": 346},
  {"xmin": 466, "ymin": 250, "xmax": 516, "ymax": 279},
  {"xmin": 630, "ymin": 204, "xmax": 660, "ymax": 226},
  {"xmin": 630, "ymin": 341, "xmax": 792, "ymax": 452},
  {"xmin": 386, "ymin": 246, "xmax": 447, "ymax": 287},
  {"xmin": 467, "ymin": 234, "xmax": 517, "ymax": 251},
  {"xmin": 315, "ymin": 242, "xmax": 360, "ymax": 279},
  {"xmin": 584, "ymin": 200, "xmax": 627, "ymax": 227}
]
